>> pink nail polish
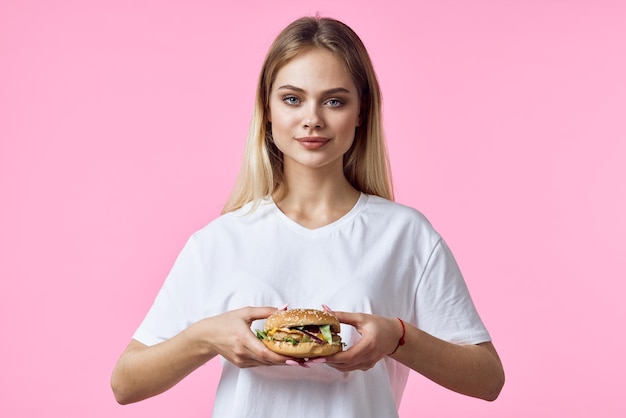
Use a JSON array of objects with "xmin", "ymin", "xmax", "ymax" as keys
[
  {"xmin": 285, "ymin": 360, "xmax": 299, "ymax": 366},
  {"xmin": 321, "ymin": 304, "xmax": 334, "ymax": 313},
  {"xmin": 278, "ymin": 303, "xmax": 289, "ymax": 311}
]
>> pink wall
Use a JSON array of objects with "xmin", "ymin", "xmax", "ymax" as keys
[{"xmin": 1, "ymin": 1, "xmax": 624, "ymax": 416}]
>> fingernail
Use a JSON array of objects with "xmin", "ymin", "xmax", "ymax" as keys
[
  {"xmin": 308, "ymin": 357, "xmax": 326, "ymax": 364},
  {"xmin": 278, "ymin": 303, "xmax": 289, "ymax": 311},
  {"xmin": 321, "ymin": 304, "xmax": 334, "ymax": 313}
]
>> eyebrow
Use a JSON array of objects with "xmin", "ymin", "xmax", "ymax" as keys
[{"xmin": 276, "ymin": 84, "xmax": 352, "ymax": 95}]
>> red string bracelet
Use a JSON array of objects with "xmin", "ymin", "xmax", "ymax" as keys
[{"xmin": 389, "ymin": 318, "xmax": 406, "ymax": 355}]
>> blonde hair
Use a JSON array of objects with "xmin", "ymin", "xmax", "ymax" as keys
[{"xmin": 222, "ymin": 16, "xmax": 394, "ymax": 214}]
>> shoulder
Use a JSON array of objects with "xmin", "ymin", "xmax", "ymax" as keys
[
  {"xmin": 188, "ymin": 199, "xmax": 274, "ymax": 244},
  {"xmin": 361, "ymin": 194, "xmax": 443, "ymax": 249},
  {"xmin": 364, "ymin": 195, "xmax": 435, "ymax": 228}
]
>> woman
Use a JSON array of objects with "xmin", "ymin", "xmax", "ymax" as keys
[{"xmin": 111, "ymin": 16, "xmax": 504, "ymax": 417}]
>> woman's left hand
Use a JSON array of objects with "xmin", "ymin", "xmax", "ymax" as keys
[{"xmin": 322, "ymin": 310, "xmax": 403, "ymax": 372}]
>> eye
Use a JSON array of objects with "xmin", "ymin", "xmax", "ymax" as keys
[
  {"xmin": 283, "ymin": 95, "xmax": 300, "ymax": 105},
  {"xmin": 325, "ymin": 98, "xmax": 344, "ymax": 108}
]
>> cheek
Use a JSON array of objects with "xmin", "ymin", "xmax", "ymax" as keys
[
  {"xmin": 270, "ymin": 110, "xmax": 297, "ymax": 133},
  {"xmin": 269, "ymin": 116, "xmax": 293, "ymax": 146},
  {"xmin": 335, "ymin": 114, "xmax": 360, "ymax": 136}
]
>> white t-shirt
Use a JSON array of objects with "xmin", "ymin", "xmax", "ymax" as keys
[{"xmin": 133, "ymin": 194, "xmax": 491, "ymax": 417}]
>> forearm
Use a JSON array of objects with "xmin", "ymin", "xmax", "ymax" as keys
[
  {"xmin": 111, "ymin": 324, "xmax": 216, "ymax": 405},
  {"xmin": 391, "ymin": 323, "xmax": 504, "ymax": 401}
]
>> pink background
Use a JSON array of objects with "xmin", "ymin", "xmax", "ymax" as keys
[{"xmin": 1, "ymin": 0, "xmax": 625, "ymax": 416}]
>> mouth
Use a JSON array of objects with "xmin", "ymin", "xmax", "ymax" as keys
[{"xmin": 296, "ymin": 136, "xmax": 331, "ymax": 150}]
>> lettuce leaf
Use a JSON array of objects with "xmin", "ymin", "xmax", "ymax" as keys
[
  {"xmin": 319, "ymin": 324, "xmax": 333, "ymax": 344},
  {"xmin": 284, "ymin": 337, "xmax": 299, "ymax": 345}
]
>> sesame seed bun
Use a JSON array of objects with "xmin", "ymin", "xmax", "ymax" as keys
[
  {"xmin": 262, "ymin": 339, "xmax": 342, "ymax": 358},
  {"xmin": 264, "ymin": 308, "xmax": 341, "ymax": 333}
]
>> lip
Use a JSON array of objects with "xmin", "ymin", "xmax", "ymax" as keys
[{"xmin": 296, "ymin": 136, "xmax": 331, "ymax": 150}]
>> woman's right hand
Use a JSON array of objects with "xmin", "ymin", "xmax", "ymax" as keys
[
  {"xmin": 194, "ymin": 305, "xmax": 293, "ymax": 368},
  {"xmin": 112, "ymin": 305, "xmax": 292, "ymax": 404}
]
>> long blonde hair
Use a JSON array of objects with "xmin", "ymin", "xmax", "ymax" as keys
[{"xmin": 222, "ymin": 16, "xmax": 393, "ymax": 214}]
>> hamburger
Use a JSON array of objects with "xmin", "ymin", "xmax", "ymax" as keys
[{"xmin": 257, "ymin": 308, "xmax": 343, "ymax": 358}]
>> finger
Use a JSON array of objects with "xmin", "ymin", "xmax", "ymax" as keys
[
  {"xmin": 321, "ymin": 306, "xmax": 362, "ymax": 328},
  {"xmin": 246, "ymin": 340, "xmax": 293, "ymax": 366},
  {"xmin": 325, "ymin": 349, "xmax": 356, "ymax": 365},
  {"xmin": 328, "ymin": 310, "xmax": 361, "ymax": 327},
  {"xmin": 243, "ymin": 305, "xmax": 289, "ymax": 321},
  {"xmin": 326, "ymin": 349, "xmax": 378, "ymax": 372},
  {"xmin": 286, "ymin": 359, "xmax": 310, "ymax": 368},
  {"xmin": 325, "ymin": 337, "xmax": 373, "ymax": 364},
  {"xmin": 323, "ymin": 353, "xmax": 369, "ymax": 372},
  {"xmin": 249, "ymin": 333, "xmax": 306, "ymax": 365}
]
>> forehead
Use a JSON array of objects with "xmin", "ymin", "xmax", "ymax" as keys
[{"xmin": 272, "ymin": 48, "xmax": 356, "ymax": 92}]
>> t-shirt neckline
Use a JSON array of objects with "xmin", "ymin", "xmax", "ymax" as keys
[{"xmin": 269, "ymin": 193, "xmax": 368, "ymax": 237}]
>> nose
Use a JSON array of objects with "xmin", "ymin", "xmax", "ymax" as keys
[{"xmin": 303, "ymin": 104, "xmax": 324, "ymax": 129}]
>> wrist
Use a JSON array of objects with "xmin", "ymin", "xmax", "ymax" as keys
[
  {"xmin": 388, "ymin": 318, "xmax": 406, "ymax": 356},
  {"xmin": 185, "ymin": 318, "xmax": 218, "ymax": 360}
]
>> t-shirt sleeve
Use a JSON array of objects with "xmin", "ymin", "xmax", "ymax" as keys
[
  {"xmin": 414, "ymin": 238, "xmax": 491, "ymax": 345},
  {"xmin": 132, "ymin": 235, "xmax": 208, "ymax": 346}
]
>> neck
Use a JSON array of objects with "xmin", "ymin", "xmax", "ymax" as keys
[{"xmin": 273, "ymin": 164, "xmax": 360, "ymax": 229}]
